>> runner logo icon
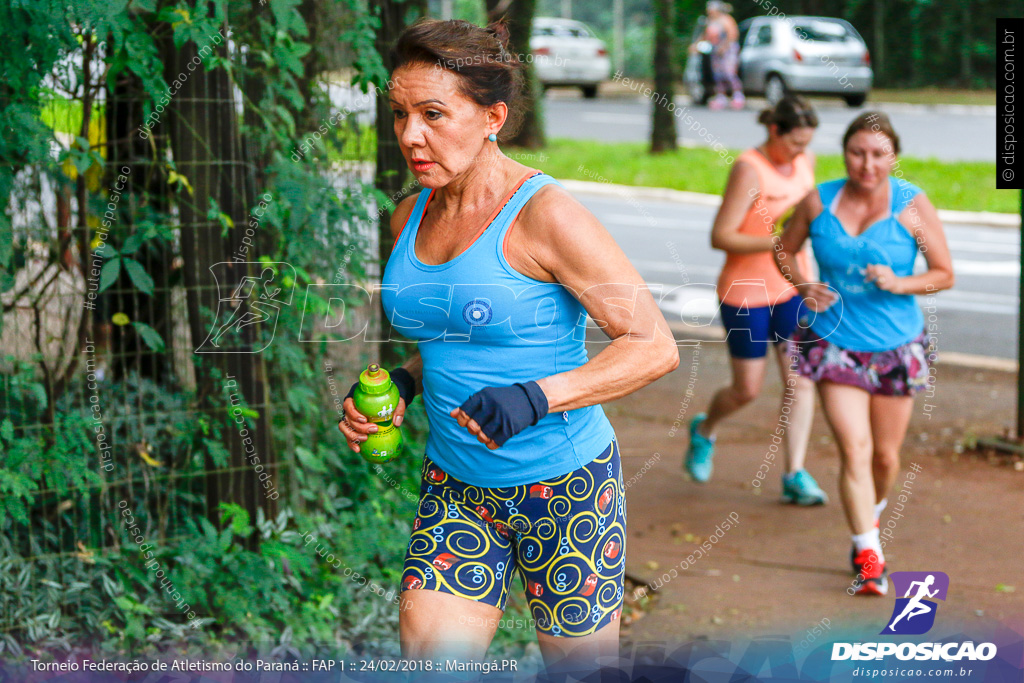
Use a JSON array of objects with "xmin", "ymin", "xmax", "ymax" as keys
[
  {"xmin": 196, "ymin": 262, "xmax": 296, "ymax": 353},
  {"xmin": 881, "ymin": 571, "xmax": 949, "ymax": 635}
]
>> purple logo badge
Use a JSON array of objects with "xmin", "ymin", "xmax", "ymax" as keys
[{"xmin": 881, "ymin": 571, "xmax": 949, "ymax": 635}]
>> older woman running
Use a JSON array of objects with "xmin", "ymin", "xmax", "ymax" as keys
[{"xmin": 338, "ymin": 18, "xmax": 679, "ymax": 673}]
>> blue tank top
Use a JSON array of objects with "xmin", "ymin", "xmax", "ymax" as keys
[
  {"xmin": 807, "ymin": 176, "xmax": 925, "ymax": 352},
  {"xmin": 380, "ymin": 170, "xmax": 616, "ymax": 487}
]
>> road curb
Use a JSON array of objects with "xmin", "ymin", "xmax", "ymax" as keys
[
  {"xmin": 559, "ymin": 179, "xmax": 723, "ymax": 208},
  {"xmin": 932, "ymin": 351, "xmax": 1017, "ymax": 373},
  {"xmin": 566, "ymin": 87, "xmax": 996, "ymax": 114},
  {"xmin": 558, "ymin": 179, "xmax": 1020, "ymax": 229},
  {"xmin": 934, "ymin": 208, "xmax": 1019, "ymax": 228},
  {"xmin": 666, "ymin": 322, "xmax": 1017, "ymax": 372}
]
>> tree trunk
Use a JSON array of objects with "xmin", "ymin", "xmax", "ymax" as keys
[
  {"xmin": 375, "ymin": 0, "xmax": 416, "ymax": 369},
  {"xmin": 959, "ymin": 0, "xmax": 971, "ymax": 85},
  {"xmin": 650, "ymin": 0, "xmax": 677, "ymax": 153},
  {"xmin": 909, "ymin": 1, "xmax": 924, "ymax": 86},
  {"xmin": 163, "ymin": 29, "xmax": 276, "ymax": 536},
  {"xmin": 612, "ymin": 0, "xmax": 624, "ymax": 75},
  {"xmin": 486, "ymin": 0, "xmax": 545, "ymax": 149},
  {"xmin": 873, "ymin": 0, "xmax": 885, "ymax": 84}
]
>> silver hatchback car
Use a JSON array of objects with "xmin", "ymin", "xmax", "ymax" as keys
[{"xmin": 686, "ymin": 15, "xmax": 873, "ymax": 107}]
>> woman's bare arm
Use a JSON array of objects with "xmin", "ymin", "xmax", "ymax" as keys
[
  {"xmin": 710, "ymin": 160, "xmax": 775, "ymax": 254},
  {"xmin": 501, "ymin": 185, "xmax": 680, "ymax": 413},
  {"xmin": 774, "ymin": 190, "xmax": 837, "ymax": 311},
  {"xmin": 865, "ymin": 192, "xmax": 955, "ymax": 295}
]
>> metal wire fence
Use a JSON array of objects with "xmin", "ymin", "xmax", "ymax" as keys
[{"xmin": 0, "ymin": 26, "xmax": 385, "ymax": 644}]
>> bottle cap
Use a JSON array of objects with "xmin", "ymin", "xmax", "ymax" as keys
[{"xmin": 359, "ymin": 363, "xmax": 392, "ymax": 395}]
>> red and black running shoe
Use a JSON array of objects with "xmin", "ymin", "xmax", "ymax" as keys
[
  {"xmin": 851, "ymin": 520, "xmax": 882, "ymax": 575},
  {"xmin": 851, "ymin": 548, "xmax": 888, "ymax": 596}
]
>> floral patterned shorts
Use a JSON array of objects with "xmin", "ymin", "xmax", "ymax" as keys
[{"xmin": 790, "ymin": 326, "xmax": 935, "ymax": 397}]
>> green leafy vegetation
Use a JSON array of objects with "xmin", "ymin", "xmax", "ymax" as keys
[{"xmin": 0, "ymin": 0, "xmax": 449, "ymax": 667}]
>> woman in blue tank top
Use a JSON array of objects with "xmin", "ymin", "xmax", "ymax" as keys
[
  {"xmin": 334, "ymin": 18, "xmax": 679, "ymax": 672},
  {"xmin": 774, "ymin": 112, "xmax": 954, "ymax": 598}
]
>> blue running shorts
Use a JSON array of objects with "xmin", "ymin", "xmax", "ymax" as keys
[{"xmin": 719, "ymin": 294, "xmax": 806, "ymax": 359}]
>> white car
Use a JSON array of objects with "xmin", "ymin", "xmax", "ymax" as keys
[{"xmin": 530, "ymin": 17, "xmax": 611, "ymax": 98}]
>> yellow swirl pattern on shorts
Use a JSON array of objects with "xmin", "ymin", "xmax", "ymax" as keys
[{"xmin": 401, "ymin": 439, "xmax": 626, "ymax": 637}]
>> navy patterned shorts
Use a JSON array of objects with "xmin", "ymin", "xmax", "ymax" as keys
[{"xmin": 401, "ymin": 438, "xmax": 626, "ymax": 637}]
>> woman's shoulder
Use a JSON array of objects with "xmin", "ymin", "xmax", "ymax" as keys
[
  {"xmin": 512, "ymin": 175, "xmax": 597, "ymax": 247},
  {"xmin": 814, "ymin": 177, "xmax": 846, "ymax": 204},
  {"xmin": 389, "ymin": 192, "xmax": 424, "ymax": 240},
  {"xmin": 727, "ymin": 153, "xmax": 761, "ymax": 185},
  {"xmin": 889, "ymin": 176, "xmax": 924, "ymax": 213},
  {"xmin": 735, "ymin": 148, "xmax": 763, "ymax": 166},
  {"xmin": 500, "ymin": 176, "xmax": 587, "ymax": 282},
  {"xmin": 517, "ymin": 175, "xmax": 573, "ymax": 220},
  {"xmin": 796, "ymin": 179, "xmax": 832, "ymax": 219}
]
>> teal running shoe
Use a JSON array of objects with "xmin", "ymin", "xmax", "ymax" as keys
[
  {"xmin": 684, "ymin": 414, "xmax": 715, "ymax": 483},
  {"xmin": 781, "ymin": 469, "xmax": 829, "ymax": 506}
]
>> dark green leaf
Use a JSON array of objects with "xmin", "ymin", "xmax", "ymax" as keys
[
  {"xmin": 0, "ymin": 220, "xmax": 12, "ymax": 267},
  {"xmin": 121, "ymin": 232, "xmax": 145, "ymax": 255},
  {"xmin": 131, "ymin": 321, "xmax": 165, "ymax": 352},
  {"xmin": 295, "ymin": 446, "xmax": 326, "ymax": 473},
  {"xmin": 94, "ymin": 242, "xmax": 118, "ymax": 259},
  {"xmin": 99, "ymin": 257, "xmax": 121, "ymax": 292},
  {"xmin": 72, "ymin": 150, "xmax": 94, "ymax": 175},
  {"xmin": 122, "ymin": 257, "xmax": 154, "ymax": 294}
]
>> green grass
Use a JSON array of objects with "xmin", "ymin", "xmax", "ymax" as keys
[
  {"xmin": 527, "ymin": 138, "xmax": 1016, "ymax": 214},
  {"xmin": 869, "ymin": 88, "xmax": 996, "ymax": 106}
]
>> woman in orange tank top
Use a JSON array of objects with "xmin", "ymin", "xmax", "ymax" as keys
[{"xmin": 684, "ymin": 96, "xmax": 826, "ymax": 506}]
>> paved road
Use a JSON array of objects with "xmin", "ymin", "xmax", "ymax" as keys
[
  {"xmin": 571, "ymin": 190, "xmax": 1019, "ymax": 359},
  {"xmin": 329, "ymin": 83, "xmax": 996, "ymax": 162},
  {"xmin": 544, "ymin": 96, "xmax": 997, "ymax": 162},
  {"xmin": 612, "ymin": 344, "xmax": 1024, "ymax": 646}
]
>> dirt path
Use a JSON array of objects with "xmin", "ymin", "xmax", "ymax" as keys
[{"xmin": 604, "ymin": 340, "xmax": 1024, "ymax": 647}]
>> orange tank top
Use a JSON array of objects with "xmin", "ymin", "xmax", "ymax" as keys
[{"xmin": 717, "ymin": 148, "xmax": 814, "ymax": 308}]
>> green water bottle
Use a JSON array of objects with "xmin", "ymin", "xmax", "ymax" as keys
[{"xmin": 352, "ymin": 363, "xmax": 404, "ymax": 464}]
